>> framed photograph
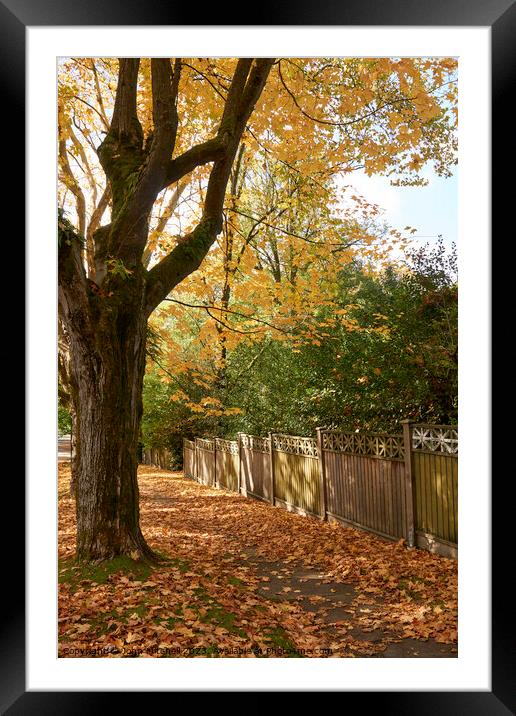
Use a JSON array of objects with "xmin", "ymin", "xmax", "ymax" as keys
[{"xmin": 8, "ymin": 0, "xmax": 509, "ymax": 710}]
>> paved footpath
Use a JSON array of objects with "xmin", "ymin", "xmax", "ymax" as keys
[
  {"xmin": 58, "ymin": 437, "xmax": 73, "ymax": 463},
  {"xmin": 152, "ymin": 469, "xmax": 458, "ymax": 658},
  {"xmin": 244, "ymin": 547, "xmax": 456, "ymax": 657}
]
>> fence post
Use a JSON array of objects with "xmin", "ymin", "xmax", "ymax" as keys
[
  {"xmin": 237, "ymin": 433, "xmax": 243, "ymax": 495},
  {"xmin": 213, "ymin": 437, "xmax": 217, "ymax": 488},
  {"xmin": 401, "ymin": 419, "xmax": 416, "ymax": 548},
  {"xmin": 194, "ymin": 438, "xmax": 199, "ymax": 482},
  {"xmin": 268, "ymin": 433, "xmax": 276, "ymax": 506},
  {"xmin": 241, "ymin": 434, "xmax": 248, "ymax": 497},
  {"xmin": 316, "ymin": 428, "xmax": 328, "ymax": 521}
]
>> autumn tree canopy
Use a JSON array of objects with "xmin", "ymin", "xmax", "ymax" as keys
[{"xmin": 59, "ymin": 57, "xmax": 457, "ymax": 283}]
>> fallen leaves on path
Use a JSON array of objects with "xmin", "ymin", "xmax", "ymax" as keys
[{"xmin": 58, "ymin": 464, "xmax": 457, "ymax": 657}]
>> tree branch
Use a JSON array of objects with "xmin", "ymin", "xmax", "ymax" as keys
[
  {"xmin": 146, "ymin": 58, "xmax": 180, "ymax": 184},
  {"xmin": 161, "ymin": 58, "xmax": 274, "ymax": 195},
  {"xmin": 163, "ymin": 298, "xmax": 292, "ymax": 335},
  {"xmin": 144, "ymin": 219, "xmax": 219, "ymax": 315},
  {"xmin": 58, "ymin": 211, "xmax": 93, "ymax": 339},
  {"xmin": 143, "ymin": 178, "xmax": 188, "ymax": 267},
  {"xmin": 87, "ymin": 185, "xmax": 111, "ymax": 280},
  {"xmin": 162, "ymin": 137, "xmax": 226, "ymax": 188},
  {"xmin": 145, "ymin": 59, "xmax": 275, "ymax": 314},
  {"xmin": 203, "ymin": 59, "xmax": 273, "ymax": 225},
  {"xmin": 58, "ymin": 126, "xmax": 86, "ymax": 238},
  {"xmin": 115, "ymin": 59, "xmax": 181, "ymax": 244},
  {"xmin": 110, "ymin": 58, "xmax": 142, "ymax": 143},
  {"xmin": 90, "ymin": 59, "xmax": 110, "ymax": 131},
  {"xmin": 96, "ymin": 59, "xmax": 176, "ymax": 268},
  {"xmin": 181, "ymin": 61, "xmax": 228, "ymax": 101}
]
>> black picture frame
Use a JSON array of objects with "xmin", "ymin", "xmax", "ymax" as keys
[{"xmin": 8, "ymin": 0, "xmax": 510, "ymax": 711}]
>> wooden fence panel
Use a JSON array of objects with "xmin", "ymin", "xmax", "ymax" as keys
[
  {"xmin": 142, "ymin": 447, "xmax": 172, "ymax": 470},
  {"xmin": 183, "ymin": 439, "xmax": 196, "ymax": 479},
  {"xmin": 412, "ymin": 451, "xmax": 458, "ymax": 544},
  {"xmin": 272, "ymin": 435, "xmax": 321, "ymax": 518},
  {"xmin": 215, "ymin": 439, "xmax": 239, "ymax": 492},
  {"xmin": 324, "ymin": 451, "xmax": 407, "ymax": 540},
  {"xmin": 196, "ymin": 438, "xmax": 215, "ymax": 486},
  {"xmin": 411, "ymin": 425, "xmax": 458, "ymax": 547},
  {"xmin": 322, "ymin": 431, "xmax": 407, "ymax": 540},
  {"xmin": 240, "ymin": 435, "xmax": 272, "ymax": 501}
]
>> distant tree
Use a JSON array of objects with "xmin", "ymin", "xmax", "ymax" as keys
[{"xmin": 144, "ymin": 241, "xmax": 457, "ymax": 441}]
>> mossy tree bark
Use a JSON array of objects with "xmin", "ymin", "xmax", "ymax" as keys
[{"xmin": 58, "ymin": 57, "xmax": 274, "ymax": 563}]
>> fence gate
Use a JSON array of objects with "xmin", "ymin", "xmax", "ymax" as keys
[{"xmin": 321, "ymin": 430, "xmax": 408, "ymax": 541}]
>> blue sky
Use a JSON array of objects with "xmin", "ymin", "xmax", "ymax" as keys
[{"xmin": 342, "ymin": 165, "xmax": 457, "ymax": 250}]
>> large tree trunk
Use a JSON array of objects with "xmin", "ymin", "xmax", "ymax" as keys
[{"xmin": 66, "ymin": 269, "xmax": 157, "ymax": 563}]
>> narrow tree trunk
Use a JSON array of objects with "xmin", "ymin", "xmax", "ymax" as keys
[{"xmin": 69, "ymin": 407, "xmax": 77, "ymax": 498}]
